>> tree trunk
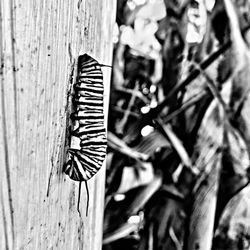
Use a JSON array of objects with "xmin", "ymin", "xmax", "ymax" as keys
[{"xmin": 0, "ymin": 0, "xmax": 116, "ymax": 249}]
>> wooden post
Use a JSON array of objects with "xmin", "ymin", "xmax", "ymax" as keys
[{"xmin": 0, "ymin": 0, "xmax": 116, "ymax": 249}]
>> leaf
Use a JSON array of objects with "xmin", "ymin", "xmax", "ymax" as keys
[
  {"xmin": 153, "ymin": 119, "xmax": 194, "ymax": 171},
  {"xmin": 188, "ymin": 153, "xmax": 222, "ymax": 250},
  {"xmin": 138, "ymin": 189, "xmax": 186, "ymax": 250},
  {"xmin": 215, "ymin": 122, "xmax": 250, "ymax": 229},
  {"xmin": 103, "ymin": 221, "xmax": 139, "ymax": 245},
  {"xmin": 103, "ymin": 178, "xmax": 162, "ymax": 247},
  {"xmin": 240, "ymin": 91, "xmax": 250, "ymax": 153},
  {"xmin": 225, "ymin": 126, "xmax": 249, "ymax": 177},
  {"xmin": 187, "ymin": 81, "xmax": 231, "ymax": 250},
  {"xmin": 122, "ymin": 41, "xmax": 232, "ymax": 145},
  {"xmin": 223, "ymin": 0, "xmax": 250, "ymax": 114},
  {"xmin": 126, "ymin": 174, "xmax": 162, "ymax": 216},
  {"xmin": 108, "ymin": 131, "xmax": 149, "ymax": 161},
  {"xmin": 103, "ymin": 175, "xmax": 162, "ymax": 235},
  {"xmin": 117, "ymin": 162, "xmax": 154, "ymax": 194},
  {"xmin": 213, "ymin": 184, "xmax": 250, "ymax": 250}
]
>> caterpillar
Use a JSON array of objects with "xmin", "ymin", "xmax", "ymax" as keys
[{"xmin": 64, "ymin": 54, "xmax": 108, "ymax": 215}]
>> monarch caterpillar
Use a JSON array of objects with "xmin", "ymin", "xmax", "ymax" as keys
[{"xmin": 64, "ymin": 54, "xmax": 108, "ymax": 215}]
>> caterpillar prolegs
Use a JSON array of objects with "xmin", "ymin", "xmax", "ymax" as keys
[{"xmin": 64, "ymin": 54, "xmax": 108, "ymax": 215}]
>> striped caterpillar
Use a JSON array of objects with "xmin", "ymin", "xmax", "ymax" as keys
[{"xmin": 64, "ymin": 54, "xmax": 108, "ymax": 215}]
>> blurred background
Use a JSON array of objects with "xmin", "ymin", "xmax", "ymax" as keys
[{"xmin": 103, "ymin": 0, "xmax": 250, "ymax": 249}]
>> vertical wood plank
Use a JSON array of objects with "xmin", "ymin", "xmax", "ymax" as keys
[{"xmin": 0, "ymin": 0, "xmax": 116, "ymax": 249}]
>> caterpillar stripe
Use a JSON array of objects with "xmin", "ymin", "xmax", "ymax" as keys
[{"xmin": 64, "ymin": 54, "xmax": 107, "ymax": 182}]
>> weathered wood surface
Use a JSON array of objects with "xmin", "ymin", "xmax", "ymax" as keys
[{"xmin": 0, "ymin": 0, "xmax": 116, "ymax": 249}]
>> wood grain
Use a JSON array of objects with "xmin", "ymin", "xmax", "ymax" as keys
[{"xmin": 0, "ymin": 0, "xmax": 116, "ymax": 249}]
